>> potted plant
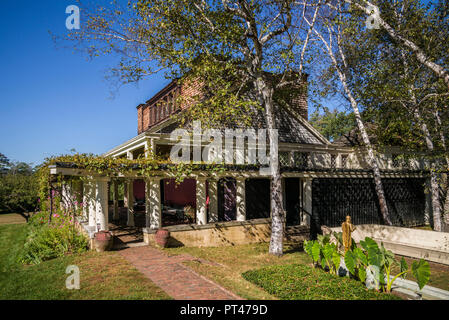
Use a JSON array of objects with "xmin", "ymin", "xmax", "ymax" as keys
[
  {"xmin": 155, "ymin": 228, "xmax": 170, "ymax": 248},
  {"xmin": 93, "ymin": 230, "xmax": 113, "ymax": 252}
]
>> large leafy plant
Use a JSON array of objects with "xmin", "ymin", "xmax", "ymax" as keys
[
  {"xmin": 304, "ymin": 234, "xmax": 341, "ymax": 275},
  {"xmin": 344, "ymin": 237, "xmax": 431, "ymax": 292}
]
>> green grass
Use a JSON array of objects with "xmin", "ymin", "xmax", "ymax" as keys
[
  {"xmin": 0, "ymin": 224, "xmax": 29, "ymax": 272},
  {"xmin": 242, "ymin": 264, "xmax": 401, "ymax": 300},
  {"xmin": 0, "ymin": 224, "xmax": 171, "ymax": 300},
  {"xmin": 164, "ymin": 242, "xmax": 312, "ymax": 299}
]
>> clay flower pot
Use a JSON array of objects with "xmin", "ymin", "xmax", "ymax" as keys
[
  {"xmin": 94, "ymin": 230, "xmax": 113, "ymax": 252},
  {"xmin": 155, "ymin": 229, "xmax": 170, "ymax": 248}
]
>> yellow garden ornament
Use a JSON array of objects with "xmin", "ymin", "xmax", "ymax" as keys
[{"xmin": 342, "ymin": 215, "xmax": 356, "ymax": 252}]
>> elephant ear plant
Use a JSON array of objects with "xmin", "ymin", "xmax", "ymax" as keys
[
  {"xmin": 304, "ymin": 234, "xmax": 341, "ymax": 275},
  {"xmin": 304, "ymin": 235, "xmax": 431, "ymax": 294},
  {"xmin": 344, "ymin": 237, "xmax": 431, "ymax": 292}
]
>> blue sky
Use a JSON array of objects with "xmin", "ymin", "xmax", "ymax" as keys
[{"xmin": 0, "ymin": 1, "xmax": 168, "ymax": 166}]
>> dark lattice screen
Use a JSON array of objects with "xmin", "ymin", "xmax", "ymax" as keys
[
  {"xmin": 218, "ymin": 178, "xmax": 236, "ymax": 221},
  {"xmin": 246, "ymin": 178, "xmax": 271, "ymax": 219},
  {"xmin": 312, "ymin": 178, "xmax": 426, "ymax": 230}
]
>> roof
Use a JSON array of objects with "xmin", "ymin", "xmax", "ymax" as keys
[{"xmin": 153, "ymin": 101, "xmax": 329, "ymax": 145}]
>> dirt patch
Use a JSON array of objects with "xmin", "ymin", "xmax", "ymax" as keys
[{"xmin": 0, "ymin": 213, "xmax": 27, "ymax": 225}]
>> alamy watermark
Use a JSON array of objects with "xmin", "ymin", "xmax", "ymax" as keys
[
  {"xmin": 66, "ymin": 265, "xmax": 80, "ymax": 290},
  {"xmin": 169, "ymin": 121, "xmax": 278, "ymax": 176},
  {"xmin": 66, "ymin": 5, "xmax": 80, "ymax": 30}
]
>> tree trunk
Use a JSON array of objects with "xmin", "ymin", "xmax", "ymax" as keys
[
  {"xmin": 257, "ymin": 78, "xmax": 284, "ymax": 256},
  {"xmin": 335, "ymin": 68, "xmax": 392, "ymax": 225},
  {"xmin": 311, "ymin": 20, "xmax": 392, "ymax": 225}
]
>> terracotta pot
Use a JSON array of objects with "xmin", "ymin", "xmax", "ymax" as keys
[
  {"xmin": 155, "ymin": 229, "xmax": 170, "ymax": 248},
  {"xmin": 94, "ymin": 231, "xmax": 113, "ymax": 252}
]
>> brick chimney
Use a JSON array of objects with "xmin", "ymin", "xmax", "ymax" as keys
[
  {"xmin": 272, "ymin": 72, "xmax": 308, "ymax": 121},
  {"xmin": 290, "ymin": 74, "xmax": 308, "ymax": 120}
]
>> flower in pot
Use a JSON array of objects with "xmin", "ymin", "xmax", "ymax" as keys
[
  {"xmin": 155, "ymin": 229, "xmax": 170, "ymax": 248},
  {"xmin": 93, "ymin": 230, "xmax": 113, "ymax": 252}
]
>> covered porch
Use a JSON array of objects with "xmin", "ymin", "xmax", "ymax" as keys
[{"xmin": 52, "ymin": 163, "xmax": 312, "ymax": 248}]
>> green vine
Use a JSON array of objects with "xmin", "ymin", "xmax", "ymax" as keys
[{"xmin": 36, "ymin": 153, "xmax": 232, "ymax": 208}]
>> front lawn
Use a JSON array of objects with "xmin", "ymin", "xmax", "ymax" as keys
[
  {"xmin": 163, "ymin": 242, "xmax": 342, "ymax": 299},
  {"xmin": 0, "ymin": 224, "xmax": 170, "ymax": 300},
  {"xmin": 242, "ymin": 264, "xmax": 400, "ymax": 300}
]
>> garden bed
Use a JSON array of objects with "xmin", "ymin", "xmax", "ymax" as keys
[{"xmin": 242, "ymin": 264, "xmax": 400, "ymax": 300}]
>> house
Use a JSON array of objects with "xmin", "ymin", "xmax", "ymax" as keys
[{"xmin": 50, "ymin": 76, "xmax": 432, "ymax": 247}]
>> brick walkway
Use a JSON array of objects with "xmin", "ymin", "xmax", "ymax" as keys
[{"xmin": 118, "ymin": 246, "xmax": 241, "ymax": 300}]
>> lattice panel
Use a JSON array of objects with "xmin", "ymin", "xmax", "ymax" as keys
[
  {"xmin": 293, "ymin": 152, "xmax": 309, "ymax": 168},
  {"xmin": 279, "ymin": 152, "xmax": 290, "ymax": 167},
  {"xmin": 311, "ymin": 178, "xmax": 426, "ymax": 232}
]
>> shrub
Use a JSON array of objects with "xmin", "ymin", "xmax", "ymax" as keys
[
  {"xmin": 242, "ymin": 264, "xmax": 399, "ymax": 300},
  {"xmin": 19, "ymin": 210, "xmax": 89, "ymax": 265}
]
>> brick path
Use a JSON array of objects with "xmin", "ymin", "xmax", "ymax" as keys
[{"xmin": 118, "ymin": 246, "xmax": 241, "ymax": 300}]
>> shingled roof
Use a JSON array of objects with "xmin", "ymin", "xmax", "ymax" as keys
[{"xmin": 155, "ymin": 102, "xmax": 328, "ymax": 145}]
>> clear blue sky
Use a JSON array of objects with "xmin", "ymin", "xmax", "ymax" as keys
[{"xmin": 0, "ymin": 1, "xmax": 168, "ymax": 166}]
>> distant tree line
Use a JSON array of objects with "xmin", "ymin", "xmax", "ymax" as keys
[{"xmin": 0, "ymin": 153, "xmax": 39, "ymax": 217}]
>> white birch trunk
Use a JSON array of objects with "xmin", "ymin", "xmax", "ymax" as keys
[{"xmin": 257, "ymin": 79, "xmax": 284, "ymax": 256}]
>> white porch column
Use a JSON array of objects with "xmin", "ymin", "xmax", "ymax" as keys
[
  {"xmin": 61, "ymin": 181, "xmax": 73, "ymax": 211},
  {"xmin": 127, "ymin": 151, "xmax": 133, "ymax": 160},
  {"xmin": 144, "ymin": 138, "xmax": 156, "ymax": 158},
  {"xmin": 85, "ymin": 177, "xmax": 96, "ymax": 228},
  {"xmin": 208, "ymin": 180, "xmax": 219, "ymax": 222},
  {"xmin": 196, "ymin": 178, "xmax": 207, "ymax": 225},
  {"xmin": 148, "ymin": 177, "xmax": 162, "ymax": 229},
  {"xmin": 302, "ymin": 178, "xmax": 312, "ymax": 226},
  {"xmin": 236, "ymin": 177, "xmax": 246, "ymax": 221},
  {"xmin": 112, "ymin": 180, "xmax": 119, "ymax": 221},
  {"xmin": 95, "ymin": 177, "xmax": 110, "ymax": 231},
  {"xmin": 82, "ymin": 179, "xmax": 91, "ymax": 221},
  {"xmin": 123, "ymin": 181, "xmax": 128, "ymax": 207},
  {"xmin": 73, "ymin": 180, "xmax": 83, "ymax": 213},
  {"xmin": 126, "ymin": 179, "xmax": 135, "ymax": 227}
]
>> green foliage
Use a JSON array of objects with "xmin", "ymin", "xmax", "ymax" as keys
[
  {"xmin": 304, "ymin": 235, "xmax": 341, "ymax": 274},
  {"xmin": 0, "ymin": 164, "xmax": 38, "ymax": 213},
  {"xmin": 306, "ymin": 235, "xmax": 431, "ymax": 293},
  {"xmin": 412, "ymin": 259, "xmax": 431, "ymax": 291},
  {"xmin": 19, "ymin": 210, "xmax": 89, "ymax": 265},
  {"xmin": 309, "ymin": 108, "xmax": 356, "ymax": 142},
  {"xmin": 242, "ymin": 264, "xmax": 400, "ymax": 300},
  {"xmin": 345, "ymin": 237, "xmax": 431, "ymax": 292},
  {"xmin": 36, "ymin": 152, "xmax": 227, "ymax": 208}
]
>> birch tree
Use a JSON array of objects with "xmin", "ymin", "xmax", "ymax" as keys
[
  {"xmin": 341, "ymin": 0, "xmax": 449, "ymax": 230},
  {"xmin": 302, "ymin": 1, "xmax": 393, "ymax": 224},
  {"xmin": 343, "ymin": 0, "xmax": 449, "ymax": 90},
  {"xmin": 60, "ymin": 0, "xmax": 325, "ymax": 256}
]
